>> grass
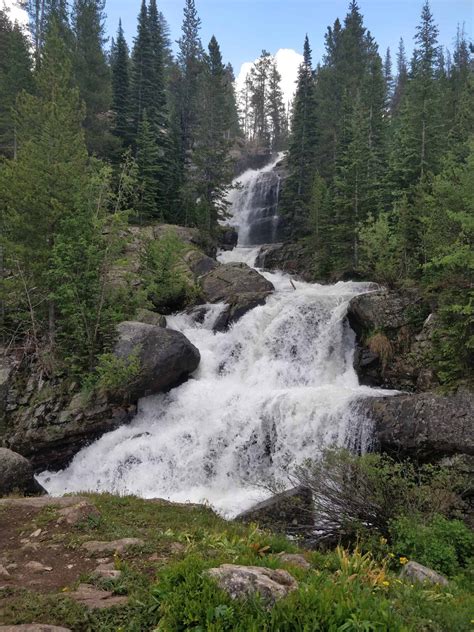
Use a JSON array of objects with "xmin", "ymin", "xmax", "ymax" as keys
[{"xmin": 0, "ymin": 493, "xmax": 473, "ymax": 631}]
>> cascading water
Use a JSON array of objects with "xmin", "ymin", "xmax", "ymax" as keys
[
  {"xmin": 39, "ymin": 157, "xmax": 389, "ymax": 517},
  {"xmin": 226, "ymin": 153, "xmax": 285, "ymax": 246}
]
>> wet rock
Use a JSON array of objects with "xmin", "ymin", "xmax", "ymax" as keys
[
  {"xmin": 67, "ymin": 583, "xmax": 128, "ymax": 609},
  {"xmin": 82, "ymin": 538, "xmax": 145, "ymax": 555},
  {"xmin": 236, "ymin": 486, "xmax": 313, "ymax": 535},
  {"xmin": 113, "ymin": 321, "xmax": 200, "ymax": 401},
  {"xmin": 4, "ymin": 392, "xmax": 135, "ymax": 471},
  {"xmin": 183, "ymin": 249, "xmax": 219, "ymax": 278},
  {"xmin": 213, "ymin": 293, "xmax": 269, "ymax": 332},
  {"xmin": 255, "ymin": 242, "xmax": 314, "ymax": 281},
  {"xmin": 207, "ymin": 564, "xmax": 298, "ymax": 605},
  {"xmin": 360, "ymin": 389, "xmax": 474, "ymax": 459},
  {"xmin": 347, "ymin": 290, "xmax": 435, "ymax": 391},
  {"xmin": 0, "ymin": 449, "xmax": 46, "ymax": 497},
  {"xmin": 0, "ymin": 626, "xmax": 72, "ymax": 631},
  {"xmin": 217, "ymin": 226, "xmax": 238, "ymax": 251},
  {"xmin": 400, "ymin": 561, "xmax": 449, "ymax": 586},
  {"xmin": 0, "ymin": 495, "xmax": 92, "ymax": 509},
  {"xmin": 200, "ymin": 263, "xmax": 274, "ymax": 330},
  {"xmin": 276, "ymin": 553, "xmax": 311, "ymax": 569},
  {"xmin": 134, "ymin": 308, "xmax": 166, "ymax": 328},
  {"xmin": 201, "ymin": 263, "xmax": 274, "ymax": 303}
]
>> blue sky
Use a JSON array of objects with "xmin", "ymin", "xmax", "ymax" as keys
[{"xmin": 106, "ymin": 0, "xmax": 473, "ymax": 73}]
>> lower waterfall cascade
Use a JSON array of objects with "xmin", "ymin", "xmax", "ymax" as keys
[{"xmin": 39, "ymin": 156, "xmax": 392, "ymax": 517}]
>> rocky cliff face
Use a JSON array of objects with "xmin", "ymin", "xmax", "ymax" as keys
[
  {"xmin": 346, "ymin": 289, "xmax": 438, "ymax": 392},
  {"xmin": 359, "ymin": 390, "xmax": 473, "ymax": 460}
]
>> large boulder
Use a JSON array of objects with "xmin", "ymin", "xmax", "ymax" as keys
[
  {"xmin": 200, "ymin": 263, "xmax": 274, "ymax": 331},
  {"xmin": 236, "ymin": 486, "xmax": 313, "ymax": 535},
  {"xmin": 206, "ymin": 564, "xmax": 298, "ymax": 605},
  {"xmin": 359, "ymin": 390, "xmax": 474, "ymax": 460},
  {"xmin": 255, "ymin": 242, "xmax": 316, "ymax": 281},
  {"xmin": 400, "ymin": 561, "xmax": 449, "ymax": 587},
  {"xmin": 183, "ymin": 249, "xmax": 219, "ymax": 278},
  {"xmin": 113, "ymin": 321, "xmax": 200, "ymax": 401},
  {"xmin": 0, "ymin": 448, "xmax": 46, "ymax": 497},
  {"xmin": 346, "ymin": 290, "xmax": 436, "ymax": 391}
]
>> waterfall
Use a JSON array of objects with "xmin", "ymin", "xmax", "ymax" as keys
[
  {"xmin": 226, "ymin": 153, "xmax": 285, "ymax": 246},
  {"xmin": 39, "ymin": 158, "xmax": 390, "ymax": 517}
]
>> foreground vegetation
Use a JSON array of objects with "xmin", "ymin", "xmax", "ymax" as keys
[{"xmin": 1, "ymin": 452, "xmax": 473, "ymax": 631}]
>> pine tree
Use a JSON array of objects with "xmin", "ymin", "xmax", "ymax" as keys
[
  {"xmin": 177, "ymin": 0, "xmax": 204, "ymax": 156},
  {"xmin": 72, "ymin": 0, "xmax": 113, "ymax": 156},
  {"xmin": 280, "ymin": 36, "xmax": 318, "ymax": 236},
  {"xmin": 135, "ymin": 110, "xmax": 160, "ymax": 220},
  {"xmin": 248, "ymin": 50, "xmax": 272, "ymax": 148},
  {"xmin": 0, "ymin": 10, "xmax": 33, "ymax": 158},
  {"xmin": 384, "ymin": 47, "xmax": 394, "ymax": 105},
  {"xmin": 111, "ymin": 19, "xmax": 131, "ymax": 148},
  {"xmin": 268, "ymin": 61, "xmax": 287, "ymax": 151},
  {"xmin": 392, "ymin": 38, "xmax": 408, "ymax": 112},
  {"xmin": 191, "ymin": 35, "xmax": 234, "ymax": 230},
  {"xmin": 130, "ymin": 0, "xmax": 154, "ymax": 140},
  {"xmin": 389, "ymin": 0, "xmax": 444, "ymax": 196},
  {"xmin": 1, "ymin": 19, "xmax": 88, "ymax": 347}
]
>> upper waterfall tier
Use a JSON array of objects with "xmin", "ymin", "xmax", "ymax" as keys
[{"xmin": 227, "ymin": 153, "xmax": 285, "ymax": 246}]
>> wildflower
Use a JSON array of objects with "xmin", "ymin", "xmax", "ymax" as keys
[
  {"xmin": 399, "ymin": 557, "xmax": 409, "ymax": 565},
  {"xmin": 382, "ymin": 581, "xmax": 390, "ymax": 587}
]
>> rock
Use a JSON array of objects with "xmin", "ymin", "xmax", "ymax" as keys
[
  {"xmin": 0, "ymin": 563, "xmax": 10, "ymax": 578},
  {"xmin": 213, "ymin": 293, "xmax": 269, "ymax": 332},
  {"xmin": 400, "ymin": 561, "xmax": 449, "ymax": 586},
  {"xmin": 67, "ymin": 583, "xmax": 128, "ymax": 609},
  {"xmin": 0, "ymin": 626, "xmax": 72, "ymax": 631},
  {"xmin": 24, "ymin": 561, "xmax": 53, "ymax": 573},
  {"xmin": 152, "ymin": 224, "xmax": 216, "ymax": 258},
  {"xmin": 200, "ymin": 263, "xmax": 274, "ymax": 330},
  {"xmin": 82, "ymin": 538, "xmax": 145, "ymax": 555},
  {"xmin": 276, "ymin": 553, "xmax": 311, "ymax": 569},
  {"xmin": 113, "ymin": 321, "xmax": 200, "ymax": 401},
  {"xmin": 236, "ymin": 486, "xmax": 313, "ymax": 535},
  {"xmin": 0, "ymin": 449, "xmax": 46, "ymax": 497},
  {"xmin": 347, "ymin": 290, "xmax": 435, "ymax": 391},
  {"xmin": 93, "ymin": 562, "xmax": 122, "ymax": 580},
  {"xmin": 347, "ymin": 290, "xmax": 416, "ymax": 334},
  {"xmin": 134, "ymin": 308, "xmax": 166, "ymax": 328},
  {"xmin": 200, "ymin": 263, "xmax": 274, "ymax": 303},
  {"xmin": 217, "ymin": 226, "xmax": 238, "ymax": 251},
  {"xmin": 255, "ymin": 242, "xmax": 314, "ymax": 281},
  {"xmin": 207, "ymin": 564, "xmax": 298, "ymax": 605},
  {"xmin": 56, "ymin": 500, "xmax": 100, "ymax": 526},
  {"xmin": 360, "ymin": 389, "xmax": 474, "ymax": 459},
  {"xmin": 183, "ymin": 249, "xmax": 219, "ymax": 278},
  {"xmin": 4, "ymin": 391, "xmax": 136, "ymax": 471}
]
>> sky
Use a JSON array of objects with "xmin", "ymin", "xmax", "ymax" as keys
[{"xmin": 3, "ymin": 0, "xmax": 473, "ymax": 98}]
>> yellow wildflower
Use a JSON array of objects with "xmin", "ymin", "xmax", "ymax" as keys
[
  {"xmin": 399, "ymin": 557, "xmax": 409, "ymax": 565},
  {"xmin": 382, "ymin": 581, "xmax": 390, "ymax": 587}
]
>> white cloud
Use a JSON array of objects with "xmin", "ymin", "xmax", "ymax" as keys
[
  {"xmin": 236, "ymin": 48, "xmax": 304, "ymax": 107},
  {"xmin": 1, "ymin": 0, "xmax": 29, "ymax": 27}
]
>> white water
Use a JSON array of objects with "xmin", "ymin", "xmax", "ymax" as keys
[{"xmin": 39, "ymin": 158, "xmax": 389, "ymax": 517}]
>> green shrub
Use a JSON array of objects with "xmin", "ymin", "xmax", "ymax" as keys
[
  {"xmin": 94, "ymin": 349, "xmax": 141, "ymax": 395},
  {"xmin": 291, "ymin": 449, "xmax": 466, "ymax": 545},
  {"xmin": 390, "ymin": 514, "xmax": 474, "ymax": 577},
  {"xmin": 141, "ymin": 231, "xmax": 200, "ymax": 314}
]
